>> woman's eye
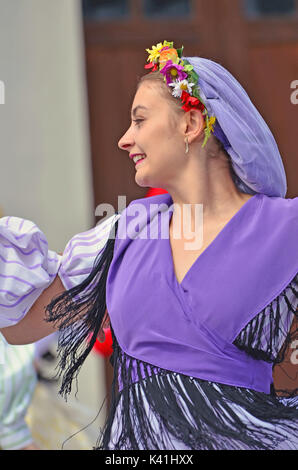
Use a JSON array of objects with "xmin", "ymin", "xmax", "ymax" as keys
[{"xmin": 133, "ymin": 119, "xmax": 144, "ymax": 126}]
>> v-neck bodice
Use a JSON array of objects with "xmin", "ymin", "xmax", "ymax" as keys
[
  {"xmin": 105, "ymin": 191, "xmax": 298, "ymax": 394},
  {"xmin": 166, "ymin": 194, "xmax": 257, "ymax": 287}
]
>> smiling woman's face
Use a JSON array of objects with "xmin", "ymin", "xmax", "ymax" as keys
[{"xmin": 118, "ymin": 82, "xmax": 186, "ymax": 189}]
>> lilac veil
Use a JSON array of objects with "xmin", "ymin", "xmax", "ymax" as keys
[{"xmin": 184, "ymin": 56, "xmax": 287, "ymax": 197}]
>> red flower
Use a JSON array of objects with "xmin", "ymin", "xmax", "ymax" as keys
[
  {"xmin": 144, "ymin": 62, "xmax": 158, "ymax": 72},
  {"xmin": 181, "ymin": 91, "xmax": 205, "ymax": 112}
]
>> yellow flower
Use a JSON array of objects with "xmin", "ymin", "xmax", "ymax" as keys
[
  {"xmin": 146, "ymin": 40, "xmax": 173, "ymax": 63},
  {"xmin": 207, "ymin": 116, "xmax": 216, "ymax": 133}
]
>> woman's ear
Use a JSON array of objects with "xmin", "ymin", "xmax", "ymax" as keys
[{"xmin": 183, "ymin": 109, "xmax": 205, "ymax": 144}]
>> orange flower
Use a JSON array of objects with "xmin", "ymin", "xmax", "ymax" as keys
[{"xmin": 159, "ymin": 48, "xmax": 179, "ymax": 69}]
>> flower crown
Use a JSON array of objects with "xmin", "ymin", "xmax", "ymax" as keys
[{"xmin": 144, "ymin": 40, "xmax": 216, "ymax": 148}]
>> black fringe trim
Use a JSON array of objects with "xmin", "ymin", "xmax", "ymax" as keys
[
  {"xmin": 233, "ymin": 273, "xmax": 298, "ymax": 364},
  {"xmin": 44, "ymin": 217, "xmax": 119, "ymax": 399},
  {"xmin": 95, "ymin": 330, "xmax": 298, "ymax": 450}
]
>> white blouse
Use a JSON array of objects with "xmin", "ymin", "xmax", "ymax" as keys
[{"xmin": 0, "ymin": 214, "xmax": 120, "ymax": 328}]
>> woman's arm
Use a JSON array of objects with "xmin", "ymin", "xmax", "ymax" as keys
[
  {"xmin": 0, "ymin": 213, "xmax": 119, "ymax": 347},
  {"xmin": 0, "ymin": 274, "xmax": 65, "ymax": 345}
]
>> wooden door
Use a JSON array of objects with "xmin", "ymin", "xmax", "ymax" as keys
[{"xmin": 82, "ymin": 0, "xmax": 298, "ymax": 401}]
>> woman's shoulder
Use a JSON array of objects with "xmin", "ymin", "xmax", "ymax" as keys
[
  {"xmin": 262, "ymin": 193, "xmax": 298, "ymax": 208},
  {"xmin": 260, "ymin": 193, "xmax": 298, "ymax": 224}
]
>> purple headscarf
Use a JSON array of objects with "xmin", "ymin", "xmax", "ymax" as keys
[{"xmin": 183, "ymin": 57, "xmax": 287, "ymax": 197}]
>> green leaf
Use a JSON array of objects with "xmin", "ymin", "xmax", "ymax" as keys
[
  {"xmin": 191, "ymin": 70, "xmax": 199, "ymax": 82},
  {"xmin": 183, "ymin": 58, "xmax": 190, "ymax": 66},
  {"xmin": 184, "ymin": 65, "xmax": 194, "ymax": 73},
  {"xmin": 176, "ymin": 45, "xmax": 184, "ymax": 58},
  {"xmin": 187, "ymin": 73, "xmax": 195, "ymax": 84},
  {"xmin": 192, "ymin": 88, "xmax": 200, "ymax": 99},
  {"xmin": 202, "ymin": 124, "xmax": 211, "ymax": 148},
  {"xmin": 202, "ymin": 132, "xmax": 208, "ymax": 148}
]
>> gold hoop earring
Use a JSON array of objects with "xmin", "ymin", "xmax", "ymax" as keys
[{"xmin": 185, "ymin": 137, "xmax": 189, "ymax": 154}]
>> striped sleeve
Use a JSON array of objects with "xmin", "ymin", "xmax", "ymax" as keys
[
  {"xmin": 0, "ymin": 216, "xmax": 61, "ymax": 328},
  {"xmin": 58, "ymin": 213, "xmax": 121, "ymax": 291}
]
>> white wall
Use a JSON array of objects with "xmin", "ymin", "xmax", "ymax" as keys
[
  {"xmin": 0, "ymin": 0, "xmax": 107, "ymax": 446},
  {"xmin": 0, "ymin": 0, "xmax": 94, "ymax": 251}
]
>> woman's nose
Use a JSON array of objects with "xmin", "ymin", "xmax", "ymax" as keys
[{"xmin": 118, "ymin": 127, "xmax": 134, "ymax": 151}]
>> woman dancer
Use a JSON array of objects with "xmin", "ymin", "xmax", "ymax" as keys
[{"xmin": 1, "ymin": 41, "xmax": 297, "ymax": 450}]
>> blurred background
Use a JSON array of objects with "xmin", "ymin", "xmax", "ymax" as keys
[{"xmin": 0, "ymin": 0, "xmax": 297, "ymax": 449}]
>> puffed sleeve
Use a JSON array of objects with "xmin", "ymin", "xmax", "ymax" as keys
[
  {"xmin": 58, "ymin": 213, "xmax": 121, "ymax": 292},
  {"xmin": 0, "ymin": 214, "xmax": 121, "ymax": 329},
  {"xmin": 0, "ymin": 216, "xmax": 61, "ymax": 328}
]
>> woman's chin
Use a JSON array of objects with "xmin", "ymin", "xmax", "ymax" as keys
[
  {"xmin": 135, "ymin": 167, "xmax": 164, "ymax": 189},
  {"xmin": 135, "ymin": 172, "xmax": 151, "ymax": 188}
]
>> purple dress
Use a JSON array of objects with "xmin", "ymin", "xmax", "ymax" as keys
[{"xmin": 0, "ymin": 194, "xmax": 297, "ymax": 450}]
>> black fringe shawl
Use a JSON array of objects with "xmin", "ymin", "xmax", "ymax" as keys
[
  {"xmin": 96, "ymin": 329, "xmax": 298, "ymax": 450},
  {"xmin": 45, "ymin": 217, "xmax": 298, "ymax": 450},
  {"xmin": 233, "ymin": 273, "xmax": 298, "ymax": 398}
]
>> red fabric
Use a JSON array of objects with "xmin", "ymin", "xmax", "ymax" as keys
[
  {"xmin": 145, "ymin": 188, "xmax": 168, "ymax": 197},
  {"xmin": 93, "ymin": 329, "xmax": 113, "ymax": 357}
]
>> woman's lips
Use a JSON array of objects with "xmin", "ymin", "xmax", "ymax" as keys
[{"xmin": 135, "ymin": 157, "xmax": 146, "ymax": 167}]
